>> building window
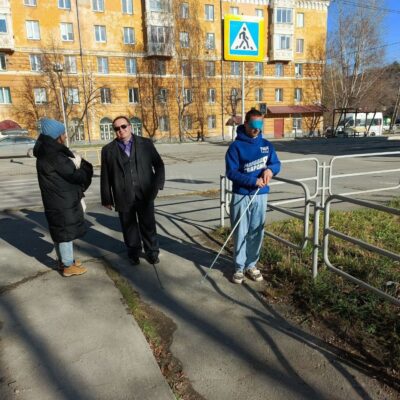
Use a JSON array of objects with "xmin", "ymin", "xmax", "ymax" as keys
[
  {"xmin": 207, "ymin": 88, "xmax": 216, "ymax": 103},
  {"xmin": 64, "ymin": 55, "xmax": 77, "ymax": 73},
  {"xmin": 278, "ymin": 35, "xmax": 291, "ymax": 50},
  {"xmin": 150, "ymin": 26, "xmax": 168, "ymax": 44},
  {"xmin": 123, "ymin": 27, "xmax": 135, "ymax": 44},
  {"xmin": 34, "ymin": 88, "xmax": 47, "ymax": 104},
  {"xmin": 180, "ymin": 32, "xmax": 189, "ymax": 48},
  {"xmin": 30, "ymin": 54, "xmax": 42, "ymax": 71},
  {"xmin": 295, "ymin": 63, "xmax": 303, "ymax": 77},
  {"xmin": 231, "ymin": 61, "xmax": 240, "ymax": 75},
  {"xmin": 181, "ymin": 61, "xmax": 191, "ymax": 76},
  {"xmin": 125, "ymin": 57, "xmax": 137, "ymax": 74},
  {"xmin": 94, "ymin": 25, "xmax": 106, "ymax": 42},
  {"xmin": 24, "ymin": 0, "xmax": 37, "ymax": 6},
  {"xmin": 92, "ymin": 0, "xmax": 104, "ymax": 12},
  {"xmin": 100, "ymin": 117, "xmax": 113, "ymax": 140},
  {"xmin": 275, "ymin": 63, "xmax": 284, "ymax": 77},
  {"xmin": 183, "ymin": 88, "xmax": 192, "ymax": 104},
  {"xmin": 0, "ymin": 87, "xmax": 11, "ymax": 104},
  {"xmin": 255, "ymin": 88, "xmax": 263, "ymax": 102},
  {"xmin": 207, "ymin": 115, "xmax": 216, "ymax": 129},
  {"xmin": 60, "ymin": 23, "xmax": 74, "ymax": 41},
  {"xmin": 294, "ymin": 87, "xmax": 302, "ymax": 102},
  {"xmin": 97, "ymin": 57, "xmax": 109, "ymax": 74},
  {"xmin": 122, "ymin": 0, "xmax": 133, "ymax": 14},
  {"xmin": 100, "ymin": 87, "xmax": 111, "ymax": 104},
  {"xmin": 0, "ymin": 54, "xmax": 6, "ymax": 71},
  {"xmin": 128, "ymin": 88, "xmax": 139, "ymax": 103},
  {"xmin": 293, "ymin": 115, "xmax": 302, "ymax": 130},
  {"xmin": 255, "ymin": 9, "xmax": 263, "ymax": 17},
  {"xmin": 158, "ymin": 88, "xmax": 168, "ymax": 103},
  {"xmin": 26, "ymin": 20, "xmax": 40, "ymax": 40},
  {"xmin": 206, "ymin": 33, "xmax": 215, "ymax": 50},
  {"xmin": 206, "ymin": 61, "xmax": 215, "ymax": 77},
  {"xmin": 255, "ymin": 62, "xmax": 263, "ymax": 76},
  {"xmin": 275, "ymin": 88, "xmax": 283, "ymax": 102},
  {"xmin": 70, "ymin": 118, "xmax": 85, "ymax": 141},
  {"xmin": 150, "ymin": 0, "xmax": 168, "ymax": 12},
  {"xmin": 159, "ymin": 116, "xmax": 169, "ymax": 131},
  {"xmin": 296, "ymin": 13, "xmax": 304, "ymax": 27},
  {"xmin": 0, "ymin": 15, "xmax": 7, "ymax": 33},
  {"xmin": 67, "ymin": 88, "xmax": 79, "ymax": 104},
  {"xmin": 296, "ymin": 38, "xmax": 304, "ymax": 53},
  {"xmin": 205, "ymin": 4, "xmax": 214, "ymax": 21},
  {"xmin": 276, "ymin": 8, "xmax": 292, "ymax": 24},
  {"xmin": 183, "ymin": 115, "xmax": 192, "ymax": 130},
  {"xmin": 58, "ymin": 0, "xmax": 71, "ymax": 10},
  {"xmin": 180, "ymin": 2, "xmax": 189, "ymax": 18},
  {"xmin": 155, "ymin": 60, "xmax": 166, "ymax": 75},
  {"xmin": 230, "ymin": 7, "xmax": 239, "ymax": 15}
]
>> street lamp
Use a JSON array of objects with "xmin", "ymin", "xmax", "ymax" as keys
[{"xmin": 53, "ymin": 63, "xmax": 69, "ymax": 147}]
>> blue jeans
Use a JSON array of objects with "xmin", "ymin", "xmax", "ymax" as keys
[
  {"xmin": 230, "ymin": 193, "xmax": 268, "ymax": 273},
  {"xmin": 54, "ymin": 241, "xmax": 74, "ymax": 267}
]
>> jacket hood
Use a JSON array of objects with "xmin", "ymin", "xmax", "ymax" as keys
[
  {"xmin": 33, "ymin": 134, "xmax": 74, "ymax": 159},
  {"xmin": 235, "ymin": 124, "xmax": 263, "ymax": 145}
]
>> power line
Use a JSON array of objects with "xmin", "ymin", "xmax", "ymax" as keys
[{"xmin": 337, "ymin": 0, "xmax": 400, "ymax": 14}]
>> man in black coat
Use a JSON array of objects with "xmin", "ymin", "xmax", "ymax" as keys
[
  {"xmin": 101, "ymin": 116, "xmax": 165, "ymax": 265},
  {"xmin": 34, "ymin": 118, "xmax": 93, "ymax": 277}
]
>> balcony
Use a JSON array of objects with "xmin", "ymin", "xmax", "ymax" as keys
[
  {"xmin": 0, "ymin": 0, "xmax": 14, "ymax": 52},
  {"xmin": 147, "ymin": 41, "xmax": 174, "ymax": 58}
]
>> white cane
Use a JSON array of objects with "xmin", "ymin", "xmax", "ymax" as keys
[{"xmin": 201, "ymin": 187, "xmax": 261, "ymax": 283}]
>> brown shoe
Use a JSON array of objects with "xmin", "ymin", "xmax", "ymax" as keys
[
  {"xmin": 58, "ymin": 259, "xmax": 82, "ymax": 272},
  {"xmin": 62, "ymin": 263, "xmax": 87, "ymax": 277}
]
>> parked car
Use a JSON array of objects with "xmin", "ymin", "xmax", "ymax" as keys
[
  {"xmin": 0, "ymin": 136, "xmax": 36, "ymax": 158},
  {"xmin": 0, "ymin": 128, "xmax": 29, "ymax": 137}
]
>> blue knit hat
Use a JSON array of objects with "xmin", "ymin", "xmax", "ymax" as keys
[{"xmin": 40, "ymin": 118, "xmax": 65, "ymax": 140}]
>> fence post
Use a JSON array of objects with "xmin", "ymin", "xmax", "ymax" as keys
[
  {"xmin": 321, "ymin": 162, "xmax": 327, "ymax": 206},
  {"xmin": 220, "ymin": 175, "xmax": 225, "ymax": 227},
  {"xmin": 312, "ymin": 201, "xmax": 321, "ymax": 279}
]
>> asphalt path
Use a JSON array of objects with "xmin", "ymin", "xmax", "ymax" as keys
[{"xmin": 0, "ymin": 137, "xmax": 399, "ymax": 210}]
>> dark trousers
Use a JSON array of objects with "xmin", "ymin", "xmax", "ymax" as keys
[{"xmin": 118, "ymin": 200, "xmax": 159, "ymax": 257}]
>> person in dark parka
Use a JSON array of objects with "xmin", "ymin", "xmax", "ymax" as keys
[
  {"xmin": 101, "ymin": 115, "xmax": 165, "ymax": 265},
  {"xmin": 34, "ymin": 118, "xmax": 93, "ymax": 277}
]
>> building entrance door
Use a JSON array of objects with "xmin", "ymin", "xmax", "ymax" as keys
[{"xmin": 274, "ymin": 119, "xmax": 284, "ymax": 138}]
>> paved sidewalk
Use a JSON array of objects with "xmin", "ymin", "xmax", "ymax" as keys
[
  {"xmin": 0, "ymin": 210, "xmax": 174, "ymax": 400},
  {"xmin": 1, "ymin": 196, "xmax": 397, "ymax": 400}
]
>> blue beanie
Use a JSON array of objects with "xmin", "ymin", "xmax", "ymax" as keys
[{"xmin": 40, "ymin": 118, "xmax": 65, "ymax": 140}]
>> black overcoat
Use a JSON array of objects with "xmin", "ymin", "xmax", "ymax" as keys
[
  {"xmin": 34, "ymin": 134, "xmax": 93, "ymax": 243},
  {"xmin": 100, "ymin": 135, "xmax": 165, "ymax": 212}
]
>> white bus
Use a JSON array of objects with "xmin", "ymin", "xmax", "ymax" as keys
[{"xmin": 336, "ymin": 112, "xmax": 384, "ymax": 136}]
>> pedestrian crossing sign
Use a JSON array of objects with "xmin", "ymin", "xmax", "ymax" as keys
[{"xmin": 224, "ymin": 15, "xmax": 264, "ymax": 62}]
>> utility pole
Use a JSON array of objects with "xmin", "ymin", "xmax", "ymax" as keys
[
  {"xmin": 390, "ymin": 85, "xmax": 400, "ymax": 132},
  {"xmin": 53, "ymin": 63, "xmax": 69, "ymax": 148}
]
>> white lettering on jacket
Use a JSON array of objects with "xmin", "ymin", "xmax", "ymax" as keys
[{"xmin": 244, "ymin": 156, "xmax": 268, "ymax": 173}]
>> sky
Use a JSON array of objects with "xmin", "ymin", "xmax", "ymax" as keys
[{"xmin": 327, "ymin": 0, "xmax": 400, "ymax": 63}]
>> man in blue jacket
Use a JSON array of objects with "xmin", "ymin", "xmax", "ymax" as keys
[{"xmin": 226, "ymin": 109, "xmax": 281, "ymax": 284}]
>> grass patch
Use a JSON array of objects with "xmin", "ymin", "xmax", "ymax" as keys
[{"xmin": 215, "ymin": 199, "xmax": 400, "ymax": 374}]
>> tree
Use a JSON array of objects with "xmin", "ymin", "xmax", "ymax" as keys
[
  {"xmin": 324, "ymin": 1, "xmax": 386, "ymax": 111},
  {"xmin": 13, "ymin": 38, "xmax": 109, "ymax": 142}
]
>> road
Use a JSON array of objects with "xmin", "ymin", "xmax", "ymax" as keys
[{"xmin": 0, "ymin": 137, "xmax": 399, "ymax": 210}]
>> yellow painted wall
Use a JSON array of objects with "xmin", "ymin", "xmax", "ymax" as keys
[{"xmin": 0, "ymin": 0, "xmax": 329, "ymax": 140}]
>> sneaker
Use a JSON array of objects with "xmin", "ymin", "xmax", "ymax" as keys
[
  {"xmin": 145, "ymin": 253, "xmax": 160, "ymax": 265},
  {"xmin": 246, "ymin": 267, "xmax": 263, "ymax": 282},
  {"xmin": 232, "ymin": 271, "xmax": 245, "ymax": 284},
  {"xmin": 62, "ymin": 263, "xmax": 87, "ymax": 277},
  {"xmin": 57, "ymin": 259, "xmax": 81, "ymax": 272}
]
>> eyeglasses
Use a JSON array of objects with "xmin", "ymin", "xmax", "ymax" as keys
[{"xmin": 113, "ymin": 124, "xmax": 129, "ymax": 132}]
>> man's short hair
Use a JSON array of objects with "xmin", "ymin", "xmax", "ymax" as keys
[
  {"xmin": 112, "ymin": 115, "xmax": 131, "ymax": 126},
  {"xmin": 245, "ymin": 109, "xmax": 263, "ymax": 122}
]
